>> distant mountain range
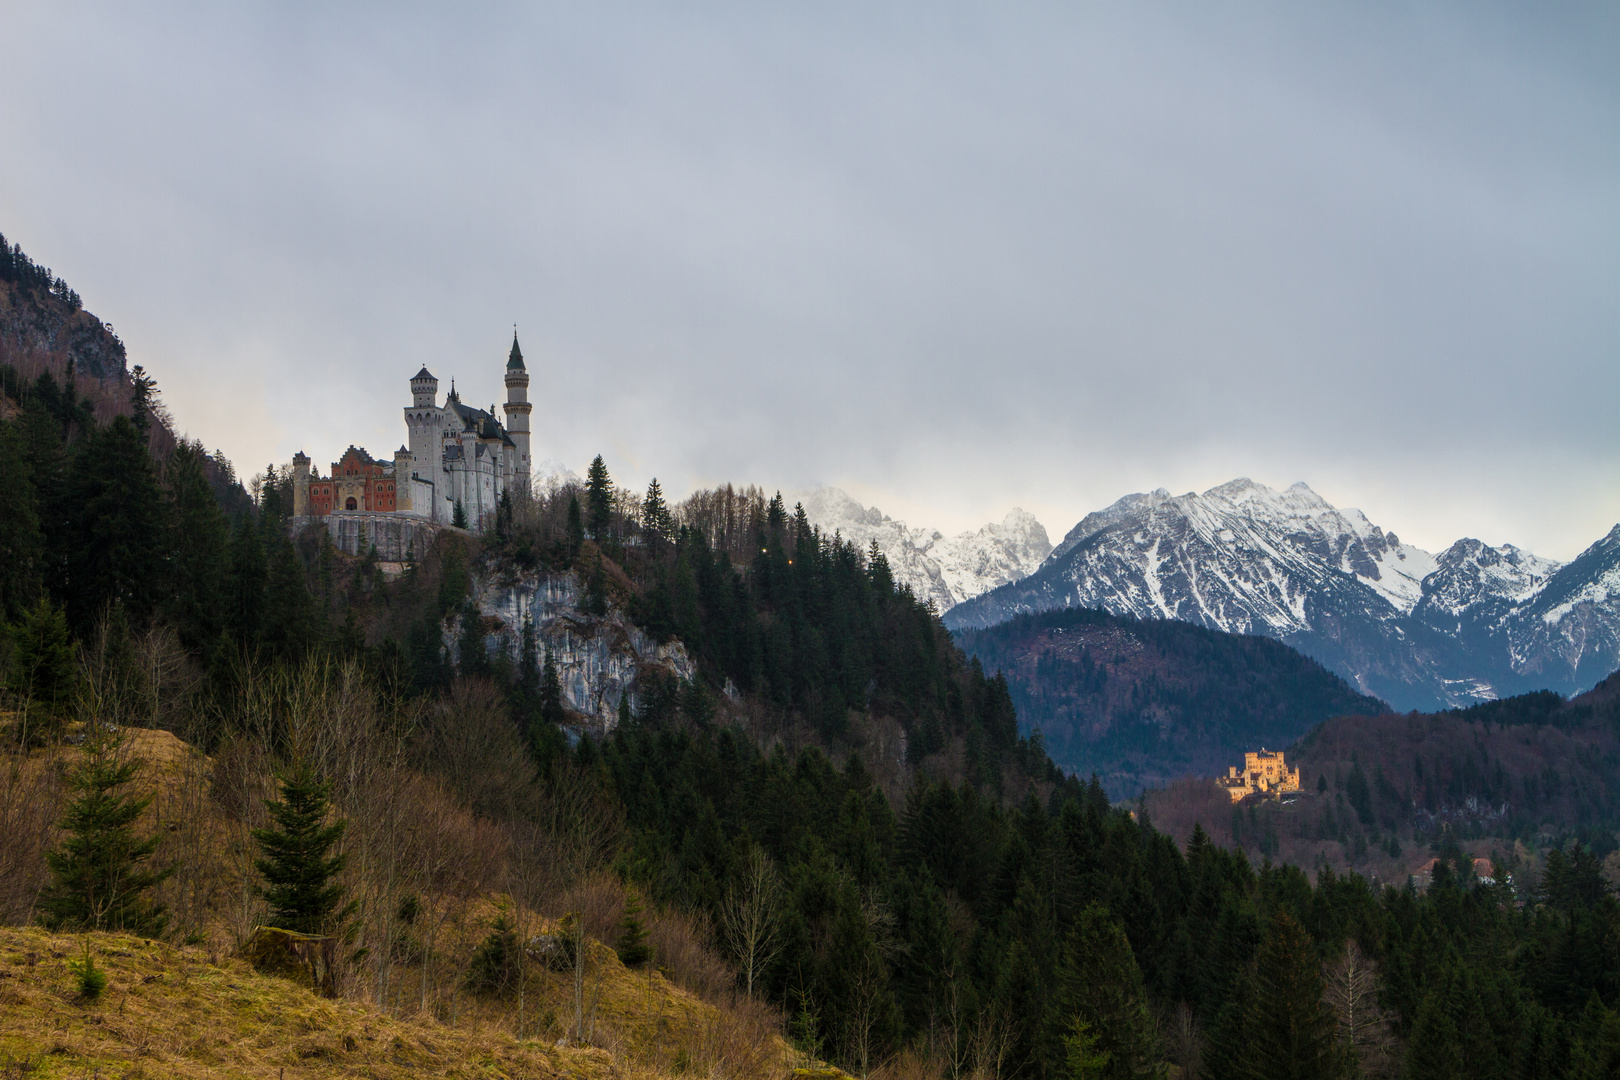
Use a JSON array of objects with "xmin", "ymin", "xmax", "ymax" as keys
[
  {"xmin": 796, "ymin": 487, "xmax": 1052, "ymax": 613},
  {"xmin": 944, "ymin": 479, "xmax": 1620, "ymax": 712},
  {"xmin": 955, "ymin": 606, "xmax": 1386, "ymax": 798}
]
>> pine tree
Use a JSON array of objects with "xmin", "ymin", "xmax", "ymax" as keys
[
  {"xmin": 617, "ymin": 888, "xmax": 651, "ymax": 967},
  {"xmin": 262, "ymin": 537, "xmax": 317, "ymax": 660},
  {"xmin": 228, "ymin": 515, "xmax": 268, "ymax": 645},
  {"xmin": 1243, "ymin": 910, "xmax": 1348, "ymax": 1080},
  {"xmin": 38, "ymin": 731, "xmax": 173, "ymax": 935},
  {"xmin": 164, "ymin": 442, "xmax": 230, "ymax": 654},
  {"xmin": 540, "ymin": 645, "xmax": 566, "ymax": 725},
  {"xmin": 642, "ymin": 478, "xmax": 671, "ymax": 550},
  {"xmin": 63, "ymin": 415, "xmax": 169, "ymax": 631},
  {"xmin": 566, "ymin": 494, "xmax": 584, "ymax": 557},
  {"xmin": 452, "ymin": 499, "xmax": 468, "ymax": 530},
  {"xmin": 128, "ymin": 365, "xmax": 158, "ymax": 437},
  {"xmin": 5, "ymin": 597, "xmax": 81, "ymax": 743},
  {"xmin": 0, "ymin": 422, "xmax": 43, "ymax": 619},
  {"xmin": 585, "ymin": 455, "xmax": 613, "ymax": 539},
  {"xmin": 253, "ymin": 764, "xmax": 353, "ymax": 936},
  {"xmin": 1058, "ymin": 904, "xmax": 1161, "ymax": 1080},
  {"xmin": 495, "ymin": 489, "xmax": 513, "ymax": 542}
]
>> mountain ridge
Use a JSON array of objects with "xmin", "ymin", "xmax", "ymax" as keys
[{"xmin": 946, "ymin": 478, "xmax": 1620, "ymax": 711}]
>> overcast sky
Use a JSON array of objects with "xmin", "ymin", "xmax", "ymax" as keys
[{"xmin": 2, "ymin": 3, "xmax": 1615, "ymax": 559}]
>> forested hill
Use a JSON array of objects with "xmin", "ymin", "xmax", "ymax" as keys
[
  {"xmin": 954, "ymin": 606, "xmax": 1386, "ymax": 797},
  {"xmin": 0, "ymin": 232, "xmax": 128, "ymax": 381}
]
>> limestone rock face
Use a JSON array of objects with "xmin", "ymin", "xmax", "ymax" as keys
[{"xmin": 465, "ymin": 567, "xmax": 695, "ymax": 730}]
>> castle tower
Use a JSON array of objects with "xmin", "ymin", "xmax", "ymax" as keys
[
  {"xmin": 405, "ymin": 367, "xmax": 445, "ymax": 522},
  {"xmin": 502, "ymin": 331, "xmax": 532, "ymax": 485},
  {"xmin": 291, "ymin": 451, "xmax": 311, "ymax": 516}
]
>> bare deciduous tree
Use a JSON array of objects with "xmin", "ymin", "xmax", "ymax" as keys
[
  {"xmin": 1323, "ymin": 939, "xmax": 1397, "ymax": 1078},
  {"xmin": 719, "ymin": 844, "xmax": 783, "ymax": 998}
]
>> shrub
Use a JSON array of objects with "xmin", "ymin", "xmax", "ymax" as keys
[
  {"xmin": 69, "ymin": 942, "xmax": 106, "ymax": 1000},
  {"xmin": 465, "ymin": 915, "xmax": 521, "ymax": 995}
]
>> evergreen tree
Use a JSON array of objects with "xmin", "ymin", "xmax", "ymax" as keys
[
  {"xmin": 617, "ymin": 888, "xmax": 651, "ymax": 967},
  {"xmin": 566, "ymin": 493, "xmax": 584, "ymax": 556},
  {"xmin": 452, "ymin": 499, "xmax": 468, "ymax": 530},
  {"xmin": 1243, "ymin": 911, "xmax": 1348, "ymax": 1080},
  {"xmin": 642, "ymin": 478, "xmax": 671, "ymax": 550},
  {"xmin": 38, "ymin": 731, "xmax": 172, "ymax": 935},
  {"xmin": 585, "ymin": 455, "xmax": 613, "ymax": 539},
  {"xmin": 227, "ymin": 515, "xmax": 268, "ymax": 645},
  {"xmin": 253, "ymin": 764, "xmax": 353, "ymax": 936},
  {"xmin": 164, "ymin": 441, "xmax": 230, "ymax": 654},
  {"xmin": 63, "ymin": 415, "xmax": 169, "ymax": 631},
  {"xmin": 0, "ymin": 422, "xmax": 43, "ymax": 619},
  {"xmin": 262, "ymin": 537, "xmax": 317, "ymax": 660},
  {"xmin": 5, "ymin": 597, "xmax": 81, "ymax": 742},
  {"xmin": 495, "ymin": 489, "xmax": 513, "ymax": 542},
  {"xmin": 1059, "ymin": 904, "xmax": 1162, "ymax": 1080},
  {"xmin": 128, "ymin": 365, "xmax": 158, "ymax": 437},
  {"xmin": 541, "ymin": 645, "xmax": 566, "ymax": 725}
]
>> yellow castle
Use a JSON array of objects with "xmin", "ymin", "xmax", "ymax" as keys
[{"xmin": 1215, "ymin": 748, "xmax": 1301, "ymax": 802}]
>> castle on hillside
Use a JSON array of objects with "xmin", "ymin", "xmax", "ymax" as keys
[
  {"xmin": 1216, "ymin": 748, "xmax": 1302, "ymax": 802},
  {"xmin": 292, "ymin": 333, "xmax": 533, "ymax": 529}
]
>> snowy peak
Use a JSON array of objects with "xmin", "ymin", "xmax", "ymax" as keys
[
  {"xmin": 945, "ymin": 478, "xmax": 1617, "ymax": 711},
  {"xmin": 796, "ymin": 487, "xmax": 1051, "ymax": 611}
]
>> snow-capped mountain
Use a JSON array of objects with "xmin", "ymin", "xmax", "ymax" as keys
[
  {"xmin": 944, "ymin": 478, "xmax": 1620, "ymax": 711},
  {"xmin": 795, "ymin": 487, "xmax": 1052, "ymax": 612}
]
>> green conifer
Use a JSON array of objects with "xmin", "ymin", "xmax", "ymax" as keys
[
  {"xmin": 253, "ymin": 764, "xmax": 354, "ymax": 936},
  {"xmin": 617, "ymin": 889, "xmax": 651, "ymax": 967},
  {"xmin": 1244, "ymin": 910, "xmax": 1349, "ymax": 1080},
  {"xmin": 566, "ymin": 494, "xmax": 584, "ymax": 556},
  {"xmin": 1059, "ymin": 904, "xmax": 1162, "ymax": 1080},
  {"xmin": 64, "ymin": 415, "xmax": 169, "ymax": 631},
  {"xmin": 0, "ymin": 423, "xmax": 43, "ymax": 619},
  {"xmin": 164, "ymin": 441, "xmax": 230, "ymax": 653},
  {"xmin": 5, "ymin": 597, "xmax": 81, "ymax": 743},
  {"xmin": 38, "ymin": 731, "xmax": 173, "ymax": 935},
  {"xmin": 585, "ymin": 455, "xmax": 613, "ymax": 539},
  {"xmin": 641, "ymin": 478, "xmax": 671, "ymax": 549},
  {"xmin": 452, "ymin": 499, "xmax": 468, "ymax": 530}
]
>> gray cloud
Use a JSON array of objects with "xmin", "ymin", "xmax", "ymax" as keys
[{"xmin": 1, "ymin": 2, "xmax": 1615, "ymax": 558}]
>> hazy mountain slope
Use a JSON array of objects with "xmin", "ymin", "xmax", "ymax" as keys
[
  {"xmin": 955, "ymin": 605, "xmax": 1386, "ymax": 798},
  {"xmin": 946, "ymin": 478, "xmax": 1619, "ymax": 712},
  {"xmin": 796, "ymin": 486, "xmax": 1050, "ymax": 611},
  {"xmin": 0, "ymin": 230, "xmax": 128, "ymax": 380}
]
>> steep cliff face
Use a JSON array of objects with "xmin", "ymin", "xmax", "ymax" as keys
[
  {"xmin": 0, "ymin": 234, "xmax": 128, "ymax": 380},
  {"xmin": 463, "ymin": 565, "xmax": 695, "ymax": 729}
]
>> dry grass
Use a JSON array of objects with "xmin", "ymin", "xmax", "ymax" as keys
[{"xmin": 0, "ymin": 925, "xmax": 606, "ymax": 1079}]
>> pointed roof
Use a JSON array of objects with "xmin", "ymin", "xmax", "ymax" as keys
[
  {"xmin": 412, "ymin": 366, "xmax": 437, "ymax": 383},
  {"xmin": 508, "ymin": 331, "xmax": 525, "ymax": 371}
]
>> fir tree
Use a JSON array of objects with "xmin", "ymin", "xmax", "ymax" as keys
[
  {"xmin": 566, "ymin": 493, "xmax": 584, "ymax": 557},
  {"xmin": 540, "ymin": 645, "xmax": 566, "ymax": 725},
  {"xmin": 495, "ymin": 489, "xmax": 513, "ymax": 542},
  {"xmin": 63, "ymin": 415, "xmax": 170, "ymax": 631},
  {"xmin": 164, "ymin": 441, "xmax": 230, "ymax": 654},
  {"xmin": 253, "ymin": 764, "xmax": 353, "ymax": 936},
  {"xmin": 128, "ymin": 365, "xmax": 158, "ymax": 437},
  {"xmin": 0, "ymin": 422, "xmax": 43, "ymax": 619},
  {"xmin": 1243, "ymin": 910, "xmax": 1348, "ymax": 1080},
  {"xmin": 1059, "ymin": 904, "xmax": 1161, "ymax": 1080},
  {"xmin": 227, "ymin": 515, "xmax": 268, "ymax": 645},
  {"xmin": 642, "ymin": 478, "xmax": 671, "ymax": 550},
  {"xmin": 5, "ymin": 597, "xmax": 81, "ymax": 743},
  {"xmin": 452, "ymin": 499, "xmax": 468, "ymax": 530},
  {"xmin": 585, "ymin": 455, "xmax": 613, "ymax": 539},
  {"xmin": 262, "ymin": 537, "xmax": 317, "ymax": 660},
  {"xmin": 617, "ymin": 888, "xmax": 651, "ymax": 967},
  {"xmin": 38, "ymin": 731, "xmax": 173, "ymax": 935}
]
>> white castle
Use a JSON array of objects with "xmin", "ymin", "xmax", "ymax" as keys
[{"xmin": 291, "ymin": 333, "xmax": 532, "ymax": 529}]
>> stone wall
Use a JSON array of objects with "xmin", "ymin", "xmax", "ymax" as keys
[{"xmin": 288, "ymin": 513, "xmax": 460, "ymax": 561}]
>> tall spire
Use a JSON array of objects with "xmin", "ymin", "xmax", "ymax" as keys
[{"xmin": 508, "ymin": 327, "xmax": 525, "ymax": 371}]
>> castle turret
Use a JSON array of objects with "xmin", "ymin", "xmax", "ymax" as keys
[
  {"xmin": 410, "ymin": 366, "xmax": 438, "ymax": 409},
  {"xmin": 502, "ymin": 331, "xmax": 532, "ymax": 485},
  {"xmin": 291, "ymin": 451, "xmax": 311, "ymax": 516},
  {"xmin": 393, "ymin": 445, "xmax": 413, "ymax": 512}
]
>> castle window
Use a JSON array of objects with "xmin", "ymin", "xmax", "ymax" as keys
[{"xmin": 346, "ymin": 497, "xmax": 357, "ymax": 510}]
